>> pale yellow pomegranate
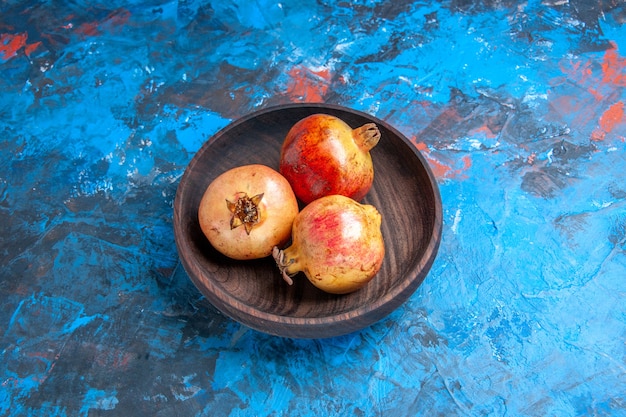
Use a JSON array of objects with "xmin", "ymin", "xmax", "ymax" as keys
[
  {"xmin": 273, "ymin": 194, "xmax": 385, "ymax": 294},
  {"xmin": 198, "ymin": 164, "xmax": 299, "ymax": 260}
]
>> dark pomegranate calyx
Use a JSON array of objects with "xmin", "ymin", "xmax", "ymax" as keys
[{"xmin": 226, "ymin": 192, "xmax": 264, "ymax": 234}]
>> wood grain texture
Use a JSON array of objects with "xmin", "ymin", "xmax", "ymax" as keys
[{"xmin": 173, "ymin": 103, "xmax": 442, "ymax": 338}]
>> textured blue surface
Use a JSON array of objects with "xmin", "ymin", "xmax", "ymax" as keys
[{"xmin": 1, "ymin": 0, "xmax": 626, "ymax": 416}]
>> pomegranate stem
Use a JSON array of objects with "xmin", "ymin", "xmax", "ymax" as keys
[
  {"xmin": 272, "ymin": 246, "xmax": 294, "ymax": 285},
  {"xmin": 353, "ymin": 123, "xmax": 381, "ymax": 151}
]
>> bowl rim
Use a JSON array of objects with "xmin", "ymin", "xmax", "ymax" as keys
[{"xmin": 173, "ymin": 102, "xmax": 443, "ymax": 337}]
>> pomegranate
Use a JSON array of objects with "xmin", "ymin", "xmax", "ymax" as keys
[
  {"xmin": 272, "ymin": 194, "xmax": 385, "ymax": 294},
  {"xmin": 198, "ymin": 164, "xmax": 299, "ymax": 260},
  {"xmin": 279, "ymin": 113, "xmax": 381, "ymax": 204}
]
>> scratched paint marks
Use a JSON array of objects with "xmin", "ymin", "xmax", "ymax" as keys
[
  {"xmin": 516, "ymin": 41, "xmax": 626, "ymax": 199},
  {"xmin": 72, "ymin": 8, "xmax": 131, "ymax": 38},
  {"xmin": 0, "ymin": 289, "xmax": 203, "ymax": 415},
  {"xmin": 396, "ymin": 3, "xmax": 626, "ymax": 414},
  {"xmin": 0, "ymin": 4, "xmax": 199, "ymax": 415},
  {"xmin": 94, "ymin": 5, "xmax": 626, "ymax": 417},
  {"xmin": 1, "ymin": 0, "xmax": 626, "ymax": 416},
  {"xmin": 404, "ymin": 87, "xmax": 513, "ymax": 181},
  {"xmin": 429, "ymin": 167, "xmax": 626, "ymax": 416},
  {"xmin": 373, "ymin": 0, "xmax": 626, "ymax": 195},
  {"xmin": 0, "ymin": 4, "xmax": 135, "ymax": 99},
  {"xmin": 0, "ymin": 294, "xmax": 107, "ymax": 416},
  {"xmin": 1, "ymin": 0, "xmax": 192, "ymax": 296},
  {"xmin": 551, "ymin": 42, "xmax": 626, "ymax": 145},
  {"xmin": 204, "ymin": 321, "xmax": 441, "ymax": 416}
]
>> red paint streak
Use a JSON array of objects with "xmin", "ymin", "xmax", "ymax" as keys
[
  {"xmin": 591, "ymin": 101, "xmax": 625, "ymax": 141},
  {"xmin": 468, "ymin": 124, "xmax": 497, "ymax": 139},
  {"xmin": 287, "ymin": 66, "xmax": 331, "ymax": 102},
  {"xmin": 413, "ymin": 140, "xmax": 472, "ymax": 180},
  {"xmin": 24, "ymin": 41, "xmax": 41, "ymax": 57},
  {"xmin": 551, "ymin": 43, "xmax": 626, "ymax": 141},
  {"xmin": 556, "ymin": 43, "xmax": 626, "ymax": 95},
  {"xmin": 601, "ymin": 42, "xmax": 626, "ymax": 86},
  {"xmin": 75, "ymin": 21, "xmax": 101, "ymax": 37},
  {"xmin": 584, "ymin": 44, "xmax": 625, "ymax": 92},
  {"xmin": 75, "ymin": 9, "xmax": 131, "ymax": 38},
  {"xmin": 414, "ymin": 141, "xmax": 429, "ymax": 152},
  {"xmin": 460, "ymin": 155, "xmax": 472, "ymax": 174},
  {"xmin": 599, "ymin": 101, "xmax": 625, "ymax": 131},
  {"xmin": 0, "ymin": 32, "xmax": 27, "ymax": 61},
  {"xmin": 0, "ymin": 32, "xmax": 42, "ymax": 61},
  {"xmin": 412, "ymin": 141, "xmax": 452, "ymax": 178}
]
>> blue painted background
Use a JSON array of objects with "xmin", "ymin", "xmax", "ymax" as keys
[{"xmin": 1, "ymin": 0, "xmax": 625, "ymax": 415}]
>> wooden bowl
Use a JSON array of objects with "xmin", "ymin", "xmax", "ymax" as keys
[{"xmin": 173, "ymin": 103, "xmax": 442, "ymax": 339}]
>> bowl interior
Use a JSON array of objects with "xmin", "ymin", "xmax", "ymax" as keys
[{"xmin": 174, "ymin": 104, "xmax": 442, "ymax": 338}]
